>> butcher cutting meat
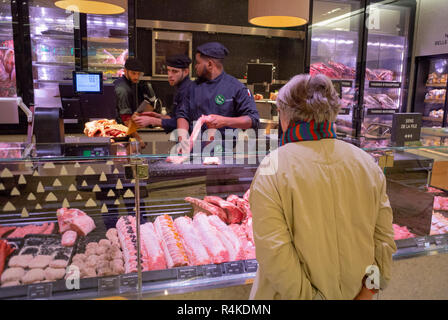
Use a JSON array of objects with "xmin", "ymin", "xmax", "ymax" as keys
[{"xmin": 176, "ymin": 42, "xmax": 259, "ymax": 155}]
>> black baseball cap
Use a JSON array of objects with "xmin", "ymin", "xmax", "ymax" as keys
[{"xmin": 124, "ymin": 58, "xmax": 145, "ymax": 72}]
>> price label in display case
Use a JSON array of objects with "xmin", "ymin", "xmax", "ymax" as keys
[
  {"xmin": 98, "ymin": 276, "xmax": 120, "ymax": 295},
  {"xmin": 201, "ymin": 264, "xmax": 223, "ymax": 278},
  {"xmin": 177, "ymin": 267, "xmax": 198, "ymax": 280},
  {"xmin": 244, "ymin": 259, "xmax": 259, "ymax": 273},
  {"xmin": 369, "ymin": 81, "xmax": 402, "ymax": 88},
  {"xmin": 119, "ymin": 274, "xmax": 138, "ymax": 293},
  {"xmin": 223, "ymin": 261, "xmax": 245, "ymax": 275},
  {"xmin": 415, "ymin": 236, "xmax": 431, "ymax": 249},
  {"xmin": 433, "ymin": 235, "xmax": 448, "ymax": 246},
  {"xmin": 28, "ymin": 283, "xmax": 52, "ymax": 299},
  {"xmin": 391, "ymin": 113, "xmax": 422, "ymax": 146}
]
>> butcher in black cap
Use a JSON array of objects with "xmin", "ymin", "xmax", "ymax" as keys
[
  {"xmin": 113, "ymin": 57, "xmax": 156, "ymax": 125},
  {"xmin": 133, "ymin": 54, "xmax": 192, "ymax": 133},
  {"xmin": 176, "ymin": 42, "xmax": 259, "ymax": 152}
]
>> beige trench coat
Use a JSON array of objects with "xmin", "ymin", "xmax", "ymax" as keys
[{"xmin": 249, "ymin": 139, "xmax": 397, "ymax": 300}]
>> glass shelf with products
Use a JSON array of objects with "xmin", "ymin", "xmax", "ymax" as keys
[
  {"xmin": 86, "ymin": 14, "xmax": 128, "ymax": 81},
  {"xmin": 413, "ymin": 55, "xmax": 448, "ymax": 129},
  {"xmin": 308, "ymin": 0, "xmax": 363, "ymax": 138}
]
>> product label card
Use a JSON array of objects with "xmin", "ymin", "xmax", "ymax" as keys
[
  {"xmin": 338, "ymin": 108, "xmax": 351, "ymax": 115},
  {"xmin": 224, "ymin": 261, "xmax": 245, "ymax": 275},
  {"xmin": 244, "ymin": 259, "xmax": 259, "ymax": 273},
  {"xmin": 119, "ymin": 274, "xmax": 138, "ymax": 293},
  {"xmin": 28, "ymin": 283, "xmax": 52, "ymax": 299},
  {"xmin": 98, "ymin": 276, "xmax": 120, "ymax": 295},
  {"xmin": 202, "ymin": 264, "xmax": 223, "ymax": 278},
  {"xmin": 369, "ymin": 81, "xmax": 401, "ymax": 88},
  {"xmin": 391, "ymin": 113, "xmax": 422, "ymax": 144},
  {"xmin": 177, "ymin": 267, "xmax": 198, "ymax": 280}
]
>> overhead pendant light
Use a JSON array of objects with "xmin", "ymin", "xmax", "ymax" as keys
[
  {"xmin": 248, "ymin": 0, "xmax": 309, "ymax": 28},
  {"xmin": 54, "ymin": 0, "xmax": 126, "ymax": 15}
]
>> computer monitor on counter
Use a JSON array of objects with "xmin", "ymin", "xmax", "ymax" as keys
[{"xmin": 73, "ymin": 71, "xmax": 103, "ymax": 94}]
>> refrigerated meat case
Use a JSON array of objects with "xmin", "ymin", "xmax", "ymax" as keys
[
  {"xmin": 308, "ymin": 0, "xmax": 416, "ymax": 148},
  {"xmin": 0, "ymin": 2, "xmax": 16, "ymax": 98},
  {"xmin": 0, "ymin": 139, "xmax": 448, "ymax": 299},
  {"xmin": 86, "ymin": 13, "xmax": 129, "ymax": 82},
  {"xmin": 412, "ymin": 54, "xmax": 448, "ymax": 130}
]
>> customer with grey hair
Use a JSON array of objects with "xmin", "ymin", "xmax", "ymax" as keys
[{"xmin": 248, "ymin": 74, "xmax": 397, "ymax": 300}]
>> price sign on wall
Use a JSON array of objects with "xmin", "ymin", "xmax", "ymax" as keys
[{"xmin": 391, "ymin": 113, "xmax": 422, "ymax": 146}]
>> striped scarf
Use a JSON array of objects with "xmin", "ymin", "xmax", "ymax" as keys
[{"xmin": 280, "ymin": 120, "xmax": 337, "ymax": 146}]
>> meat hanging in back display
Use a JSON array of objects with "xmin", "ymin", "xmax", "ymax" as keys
[
  {"xmin": 203, "ymin": 196, "xmax": 245, "ymax": 224},
  {"xmin": 184, "ymin": 197, "xmax": 228, "ymax": 223}
]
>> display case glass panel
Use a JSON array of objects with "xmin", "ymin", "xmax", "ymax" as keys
[
  {"xmin": 0, "ymin": 1, "xmax": 16, "ymax": 98},
  {"xmin": 86, "ymin": 13, "xmax": 128, "ymax": 82},
  {"xmin": 309, "ymin": 0, "xmax": 363, "ymax": 138},
  {"xmin": 361, "ymin": 0, "xmax": 413, "ymax": 148},
  {"xmin": 28, "ymin": 2, "xmax": 76, "ymax": 107}
]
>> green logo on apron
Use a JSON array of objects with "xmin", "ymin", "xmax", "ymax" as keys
[{"xmin": 215, "ymin": 94, "xmax": 225, "ymax": 105}]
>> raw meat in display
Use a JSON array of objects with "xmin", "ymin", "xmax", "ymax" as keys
[
  {"xmin": 56, "ymin": 208, "xmax": 95, "ymax": 236},
  {"xmin": 174, "ymin": 216, "xmax": 211, "ymax": 266},
  {"xmin": 226, "ymin": 194, "xmax": 240, "ymax": 205},
  {"xmin": 184, "ymin": 197, "xmax": 228, "ymax": 223},
  {"xmin": 373, "ymin": 69, "xmax": 394, "ymax": 81},
  {"xmin": 229, "ymin": 224, "xmax": 256, "ymax": 260},
  {"xmin": 0, "ymin": 40, "xmax": 16, "ymax": 97},
  {"xmin": 0, "ymin": 240, "xmax": 15, "ymax": 277},
  {"xmin": 140, "ymin": 222, "xmax": 167, "ymax": 271},
  {"xmin": 116, "ymin": 49, "xmax": 129, "ymax": 65},
  {"xmin": 8, "ymin": 255, "xmax": 33, "ymax": 268},
  {"xmin": 1, "ymin": 267, "xmax": 25, "ymax": 284},
  {"xmin": 244, "ymin": 218, "xmax": 254, "ymax": 244},
  {"xmin": 243, "ymin": 189, "xmax": 250, "ymax": 202},
  {"xmin": 166, "ymin": 156, "xmax": 188, "ymax": 164},
  {"xmin": 0, "ymin": 226, "xmax": 16, "ymax": 238},
  {"xmin": 61, "ymin": 231, "xmax": 77, "ymax": 247},
  {"xmin": 84, "ymin": 119, "xmax": 128, "ymax": 138},
  {"xmin": 116, "ymin": 216, "xmax": 139, "ymax": 273},
  {"xmin": 392, "ymin": 224, "xmax": 415, "ymax": 240},
  {"xmin": 102, "ymin": 49, "xmax": 116, "ymax": 64},
  {"xmin": 203, "ymin": 157, "xmax": 221, "ymax": 165},
  {"xmin": 327, "ymin": 61, "xmax": 356, "ymax": 79},
  {"xmin": 204, "ymin": 196, "xmax": 245, "ymax": 224},
  {"xmin": 69, "ymin": 215, "xmax": 96, "ymax": 236},
  {"xmin": 154, "ymin": 215, "xmax": 189, "ymax": 268},
  {"xmin": 430, "ymin": 212, "xmax": 448, "ymax": 235},
  {"xmin": 434, "ymin": 196, "xmax": 448, "ymax": 211},
  {"xmin": 21, "ymin": 269, "xmax": 45, "ymax": 284},
  {"xmin": 375, "ymin": 94, "xmax": 396, "ymax": 109},
  {"xmin": 28, "ymin": 255, "xmax": 52, "ymax": 269},
  {"xmin": 426, "ymin": 187, "xmax": 444, "ymax": 194},
  {"xmin": 365, "ymin": 68, "xmax": 377, "ymax": 81},
  {"xmin": 207, "ymin": 215, "xmax": 245, "ymax": 261},
  {"xmin": 7, "ymin": 223, "xmax": 55, "ymax": 238},
  {"xmin": 310, "ymin": 62, "xmax": 341, "ymax": 79},
  {"xmin": 193, "ymin": 213, "xmax": 229, "ymax": 264}
]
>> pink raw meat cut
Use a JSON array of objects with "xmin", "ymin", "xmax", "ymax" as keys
[
  {"xmin": 184, "ymin": 197, "xmax": 228, "ymax": 223},
  {"xmin": 116, "ymin": 216, "xmax": 138, "ymax": 273},
  {"xmin": 42, "ymin": 223, "xmax": 55, "ymax": 235},
  {"xmin": 69, "ymin": 215, "xmax": 96, "ymax": 236},
  {"xmin": 434, "ymin": 196, "xmax": 448, "ymax": 211},
  {"xmin": 229, "ymin": 224, "xmax": 256, "ymax": 260},
  {"xmin": 154, "ymin": 215, "xmax": 189, "ymax": 268},
  {"xmin": 393, "ymin": 224, "xmax": 415, "ymax": 240},
  {"xmin": 102, "ymin": 49, "xmax": 116, "ymax": 64},
  {"xmin": 61, "ymin": 230, "xmax": 77, "ymax": 247},
  {"xmin": 243, "ymin": 217, "xmax": 254, "ymax": 244},
  {"xmin": 166, "ymin": 156, "xmax": 188, "ymax": 164},
  {"xmin": 140, "ymin": 223, "xmax": 167, "ymax": 271},
  {"xmin": 174, "ymin": 216, "xmax": 211, "ymax": 266},
  {"xmin": 243, "ymin": 189, "xmax": 250, "ymax": 202},
  {"xmin": 189, "ymin": 116, "xmax": 205, "ymax": 152},
  {"xmin": 115, "ymin": 49, "xmax": 128, "ymax": 65},
  {"xmin": 57, "ymin": 208, "xmax": 87, "ymax": 233},
  {"xmin": 0, "ymin": 226, "xmax": 16, "ymax": 238},
  {"xmin": 207, "ymin": 215, "xmax": 245, "ymax": 261},
  {"xmin": 203, "ymin": 196, "xmax": 244, "ymax": 224},
  {"xmin": 193, "ymin": 213, "xmax": 229, "ymax": 264},
  {"xmin": 226, "ymin": 195, "xmax": 240, "ymax": 205}
]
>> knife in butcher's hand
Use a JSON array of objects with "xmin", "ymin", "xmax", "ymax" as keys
[{"xmin": 126, "ymin": 119, "xmax": 138, "ymax": 135}]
